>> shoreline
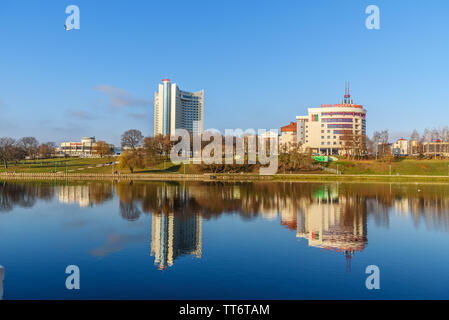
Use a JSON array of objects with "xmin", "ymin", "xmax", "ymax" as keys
[{"xmin": 1, "ymin": 172, "xmax": 449, "ymax": 183}]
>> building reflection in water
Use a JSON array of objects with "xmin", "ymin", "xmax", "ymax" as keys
[
  {"xmin": 0, "ymin": 265, "xmax": 4, "ymax": 300},
  {"xmin": 59, "ymin": 185, "xmax": 91, "ymax": 207},
  {"xmin": 151, "ymin": 213, "xmax": 202, "ymax": 270},
  {"xmin": 295, "ymin": 185, "xmax": 367, "ymax": 269},
  {"xmin": 148, "ymin": 183, "xmax": 202, "ymax": 270},
  {"xmin": 58, "ymin": 183, "xmax": 114, "ymax": 208},
  {"xmin": 4, "ymin": 180, "xmax": 449, "ymax": 271}
]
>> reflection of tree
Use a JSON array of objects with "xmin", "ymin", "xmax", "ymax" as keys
[
  {"xmin": 2, "ymin": 180, "xmax": 449, "ymax": 234},
  {"xmin": 0, "ymin": 181, "xmax": 54, "ymax": 212},
  {"xmin": 114, "ymin": 181, "xmax": 449, "ymax": 234},
  {"xmin": 119, "ymin": 201, "xmax": 141, "ymax": 221},
  {"xmin": 0, "ymin": 181, "xmax": 115, "ymax": 212},
  {"xmin": 88, "ymin": 182, "xmax": 114, "ymax": 205}
]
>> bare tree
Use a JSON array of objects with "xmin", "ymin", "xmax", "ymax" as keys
[
  {"xmin": 0, "ymin": 137, "xmax": 17, "ymax": 168},
  {"xmin": 439, "ymin": 126, "xmax": 449, "ymax": 142},
  {"xmin": 372, "ymin": 131, "xmax": 381, "ymax": 159},
  {"xmin": 431, "ymin": 128, "xmax": 440, "ymax": 141},
  {"xmin": 410, "ymin": 129, "xmax": 419, "ymax": 142},
  {"xmin": 380, "ymin": 130, "xmax": 389, "ymax": 145},
  {"xmin": 121, "ymin": 129, "xmax": 144, "ymax": 150},
  {"xmin": 422, "ymin": 128, "xmax": 432, "ymax": 143},
  {"xmin": 18, "ymin": 137, "xmax": 39, "ymax": 159},
  {"xmin": 39, "ymin": 142, "xmax": 56, "ymax": 159}
]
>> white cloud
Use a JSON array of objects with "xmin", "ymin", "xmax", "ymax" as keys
[{"xmin": 95, "ymin": 85, "xmax": 151, "ymax": 108}]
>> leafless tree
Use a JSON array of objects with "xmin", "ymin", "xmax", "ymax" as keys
[
  {"xmin": 410, "ymin": 129, "xmax": 420, "ymax": 142},
  {"xmin": 0, "ymin": 137, "xmax": 17, "ymax": 168},
  {"xmin": 18, "ymin": 137, "xmax": 39, "ymax": 159},
  {"xmin": 39, "ymin": 142, "xmax": 56, "ymax": 159},
  {"xmin": 121, "ymin": 129, "xmax": 144, "ymax": 150}
]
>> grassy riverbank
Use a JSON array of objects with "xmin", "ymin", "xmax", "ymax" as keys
[
  {"xmin": 2, "ymin": 158, "xmax": 449, "ymax": 183},
  {"xmin": 326, "ymin": 159, "xmax": 449, "ymax": 176},
  {"xmin": 0, "ymin": 157, "xmax": 116, "ymax": 174}
]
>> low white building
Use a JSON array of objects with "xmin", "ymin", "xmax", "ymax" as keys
[
  {"xmin": 60, "ymin": 137, "xmax": 114, "ymax": 157},
  {"xmin": 60, "ymin": 137, "xmax": 96, "ymax": 157},
  {"xmin": 392, "ymin": 139, "xmax": 408, "ymax": 156}
]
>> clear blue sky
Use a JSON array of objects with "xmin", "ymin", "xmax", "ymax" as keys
[{"xmin": 0, "ymin": 0, "xmax": 448, "ymax": 145}]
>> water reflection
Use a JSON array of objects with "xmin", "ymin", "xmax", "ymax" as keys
[
  {"xmin": 296, "ymin": 186, "xmax": 367, "ymax": 270},
  {"xmin": 0, "ymin": 265, "xmax": 4, "ymax": 300},
  {"xmin": 151, "ymin": 213, "xmax": 202, "ymax": 270},
  {"xmin": 1, "ymin": 180, "xmax": 449, "ymax": 270}
]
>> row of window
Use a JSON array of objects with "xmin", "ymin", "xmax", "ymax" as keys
[
  {"xmin": 321, "ymin": 118, "xmax": 353, "ymax": 123},
  {"xmin": 321, "ymin": 112, "xmax": 365, "ymax": 116},
  {"xmin": 327, "ymin": 124, "xmax": 353, "ymax": 129}
]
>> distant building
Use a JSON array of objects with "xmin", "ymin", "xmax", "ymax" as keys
[
  {"xmin": 296, "ymin": 84, "xmax": 367, "ymax": 155},
  {"xmin": 392, "ymin": 138, "xmax": 409, "ymax": 156},
  {"xmin": 418, "ymin": 140, "xmax": 449, "ymax": 157},
  {"xmin": 154, "ymin": 79, "xmax": 204, "ymax": 136},
  {"xmin": 410, "ymin": 139, "xmax": 420, "ymax": 156},
  {"xmin": 60, "ymin": 137, "xmax": 114, "ymax": 157},
  {"xmin": 280, "ymin": 121, "xmax": 297, "ymax": 151}
]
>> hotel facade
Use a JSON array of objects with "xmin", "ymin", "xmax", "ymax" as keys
[
  {"xmin": 295, "ymin": 86, "xmax": 367, "ymax": 155},
  {"xmin": 154, "ymin": 79, "xmax": 204, "ymax": 136},
  {"xmin": 59, "ymin": 137, "xmax": 114, "ymax": 157}
]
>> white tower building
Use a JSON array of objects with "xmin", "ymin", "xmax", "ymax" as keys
[{"xmin": 154, "ymin": 79, "xmax": 204, "ymax": 136}]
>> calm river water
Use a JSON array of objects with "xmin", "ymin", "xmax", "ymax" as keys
[{"xmin": 0, "ymin": 180, "xmax": 448, "ymax": 299}]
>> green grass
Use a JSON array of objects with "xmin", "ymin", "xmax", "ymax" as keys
[
  {"xmin": 0, "ymin": 157, "xmax": 117, "ymax": 174},
  {"xmin": 326, "ymin": 159, "xmax": 449, "ymax": 176},
  {"xmin": 0, "ymin": 158, "xmax": 196, "ymax": 175},
  {"xmin": 273, "ymin": 174, "xmax": 449, "ymax": 183},
  {"xmin": 4, "ymin": 157, "xmax": 449, "ymax": 182}
]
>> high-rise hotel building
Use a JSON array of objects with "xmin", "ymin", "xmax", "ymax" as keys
[
  {"xmin": 296, "ymin": 85, "xmax": 367, "ymax": 155},
  {"xmin": 154, "ymin": 79, "xmax": 204, "ymax": 136}
]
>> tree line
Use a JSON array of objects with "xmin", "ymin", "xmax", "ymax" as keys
[
  {"xmin": 118, "ymin": 129, "xmax": 317, "ymax": 173},
  {"xmin": 0, "ymin": 137, "xmax": 56, "ymax": 168}
]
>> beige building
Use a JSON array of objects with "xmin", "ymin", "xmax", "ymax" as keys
[
  {"xmin": 296, "ymin": 86, "xmax": 367, "ymax": 155},
  {"xmin": 410, "ymin": 140, "xmax": 449, "ymax": 157},
  {"xmin": 392, "ymin": 138, "xmax": 408, "ymax": 156},
  {"xmin": 154, "ymin": 79, "xmax": 204, "ymax": 136}
]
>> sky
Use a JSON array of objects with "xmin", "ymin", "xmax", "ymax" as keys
[{"xmin": 0, "ymin": 0, "xmax": 448, "ymax": 146}]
